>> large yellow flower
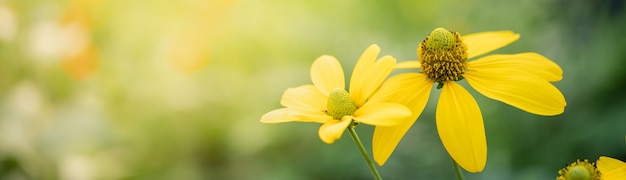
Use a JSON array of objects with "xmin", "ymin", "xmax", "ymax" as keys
[
  {"xmin": 597, "ymin": 156, "xmax": 626, "ymax": 180},
  {"xmin": 261, "ymin": 44, "xmax": 411, "ymax": 144},
  {"xmin": 369, "ymin": 28, "xmax": 566, "ymax": 172}
]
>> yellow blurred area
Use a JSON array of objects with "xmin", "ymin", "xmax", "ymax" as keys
[
  {"xmin": 0, "ymin": 0, "xmax": 246, "ymax": 179},
  {"xmin": 60, "ymin": 5, "xmax": 97, "ymax": 79}
]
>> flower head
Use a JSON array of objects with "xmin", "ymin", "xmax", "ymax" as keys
[
  {"xmin": 370, "ymin": 28, "xmax": 566, "ymax": 172},
  {"xmin": 261, "ymin": 44, "xmax": 411, "ymax": 144},
  {"xmin": 420, "ymin": 28, "xmax": 468, "ymax": 83},
  {"xmin": 557, "ymin": 159, "xmax": 601, "ymax": 180}
]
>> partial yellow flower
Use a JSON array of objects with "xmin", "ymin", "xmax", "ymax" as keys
[
  {"xmin": 597, "ymin": 156, "xmax": 626, "ymax": 180},
  {"xmin": 370, "ymin": 28, "xmax": 566, "ymax": 172},
  {"xmin": 261, "ymin": 44, "xmax": 411, "ymax": 144},
  {"xmin": 556, "ymin": 159, "xmax": 601, "ymax": 180}
]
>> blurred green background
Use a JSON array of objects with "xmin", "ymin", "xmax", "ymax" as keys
[{"xmin": 0, "ymin": 0, "xmax": 625, "ymax": 179}]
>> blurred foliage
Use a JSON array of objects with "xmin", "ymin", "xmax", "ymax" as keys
[{"xmin": 0, "ymin": 0, "xmax": 625, "ymax": 179}]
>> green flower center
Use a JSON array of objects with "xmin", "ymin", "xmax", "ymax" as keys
[
  {"xmin": 326, "ymin": 88, "xmax": 357, "ymax": 120},
  {"xmin": 557, "ymin": 159, "xmax": 601, "ymax": 180},
  {"xmin": 426, "ymin": 28, "xmax": 456, "ymax": 50},
  {"xmin": 419, "ymin": 27, "xmax": 468, "ymax": 84},
  {"xmin": 566, "ymin": 166, "xmax": 591, "ymax": 180}
]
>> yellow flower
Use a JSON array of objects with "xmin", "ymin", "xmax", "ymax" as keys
[
  {"xmin": 557, "ymin": 159, "xmax": 601, "ymax": 180},
  {"xmin": 261, "ymin": 44, "xmax": 412, "ymax": 144},
  {"xmin": 597, "ymin": 156, "xmax": 626, "ymax": 180},
  {"xmin": 369, "ymin": 28, "xmax": 566, "ymax": 172}
]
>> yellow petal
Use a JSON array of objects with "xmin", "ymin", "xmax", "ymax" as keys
[
  {"xmin": 395, "ymin": 60, "xmax": 421, "ymax": 69},
  {"xmin": 597, "ymin": 156, "xmax": 626, "ymax": 180},
  {"xmin": 281, "ymin": 85, "xmax": 327, "ymax": 111},
  {"xmin": 463, "ymin": 31, "xmax": 520, "ymax": 59},
  {"xmin": 353, "ymin": 103, "xmax": 411, "ymax": 126},
  {"xmin": 318, "ymin": 116, "xmax": 352, "ymax": 144},
  {"xmin": 261, "ymin": 108, "xmax": 331, "ymax": 123},
  {"xmin": 261, "ymin": 108, "xmax": 297, "ymax": 123},
  {"xmin": 468, "ymin": 53, "xmax": 563, "ymax": 82},
  {"xmin": 464, "ymin": 68, "xmax": 566, "ymax": 116},
  {"xmin": 598, "ymin": 156, "xmax": 626, "ymax": 171},
  {"xmin": 437, "ymin": 82, "xmax": 486, "ymax": 173},
  {"xmin": 311, "ymin": 55, "xmax": 345, "ymax": 96},
  {"xmin": 349, "ymin": 44, "xmax": 396, "ymax": 107},
  {"xmin": 369, "ymin": 73, "xmax": 433, "ymax": 165}
]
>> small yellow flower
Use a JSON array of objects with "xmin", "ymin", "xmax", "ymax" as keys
[
  {"xmin": 369, "ymin": 28, "xmax": 566, "ymax": 172},
  {"xmin": 557, "ymin": 159, "xmax": 601, "ymax": 180},
  {"xmin": 261, "ymin": 44, "xmax": 411, "ymax": 144},
  {"xmin": 597, "ymin": 156, "xmax": 626, "ymax": 180}
]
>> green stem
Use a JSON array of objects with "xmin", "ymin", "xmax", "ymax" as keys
[
  {"xmin": 452, "ymin": 159, "xmax": 465, "ymax": 180},
  {"xmin": 347, "ymin": 125, "xmax": 382, "ymax": 180}
]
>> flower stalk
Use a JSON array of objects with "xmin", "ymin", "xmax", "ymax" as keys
[
  {"xmin": 348, "ymin": 123, "xmax": 382, "ymax": 180},
  {"xmin": 452, "ymin": 159, "xmax": 465, "ymax": 180}
]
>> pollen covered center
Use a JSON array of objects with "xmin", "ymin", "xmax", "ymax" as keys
[
  {"xmin": 326, "ymin": 88, "xmax": 357, "ymax": 120},
  {"xmin": 419, "ymin": 27, "xmax": 468, "ymax": 83}
]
